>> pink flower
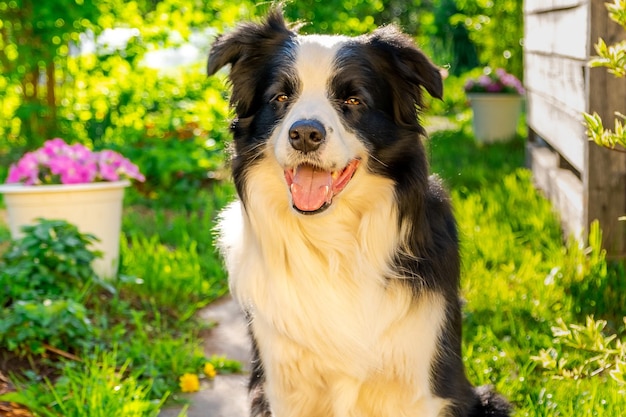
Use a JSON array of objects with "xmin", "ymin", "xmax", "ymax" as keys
[
  {"xmin": 69, "ymin": 143, "xmax": 93, "ymax": 162},
  {"xmin": 4, "ymin": 138, "xmax": 145, "ymax": 186},
  {"xmin": 485, "ymin": 83, "xmax": 503, "ymax": 93},
  {"xmin": 7, "ymin": 152, "xmax": 41, "ymax": 185},
  {"xmin": 99, "ymin": 162, "xmax": 120, "ymax": 181},
  {"xmin": 49, "ymin": 154, "xmax": 98, "ymax": 184},
  {"xmin": 464, "ymin": 79, "xmax": 475, "ymax": 91},
  {"xmin": 42, "ymin": 138, "xmax": 69, "ymax": 157},
  {"xmin": 97, "ymin": 150, "xmax": 145, "ymax": 182},
  {"xmin": 465, "ymin": 67, "xmax": 524, "ymax": 95},
  {"xmin": 117, "ymin": 159, "xmax": 146, "ymax": 182}
]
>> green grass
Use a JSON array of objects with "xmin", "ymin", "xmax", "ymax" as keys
[
  {"xmin": 2, "ymin": 349, "xmax": 170, "ymax": 417},
  {"xmin": 1, "ymin": 119, "xmax": 625, "ymax": 416},
  {"xmin": 428, "ymin": 127, "xmax": 626, "ymax": 416}
]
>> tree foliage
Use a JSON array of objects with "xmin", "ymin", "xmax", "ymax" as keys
[
  {"xmin": 0, "ymin": 0, "xmax": 103, "ymax": 148},
  {"xmin": 0, "ymin": 0, "xmax": 255, "ymax": 196},
  {"xmin": 451, "ymin": 0, "xmax": 523, "ymax": 78},
  {"xmin": 0, "ymin": 0, "xmax": 524, "ymax": 193},
  {"xmin": 282, "ymin": 0, "xmax": 522, "ymax": 77}
]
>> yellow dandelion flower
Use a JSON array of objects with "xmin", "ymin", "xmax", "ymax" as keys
[
  {"xmin": 179, "ymin": 373, "xmax": 200, "ymax": 393},
  {"xmin": 204, "ymin": 362, "xmax": 217, "ymax": 379}
]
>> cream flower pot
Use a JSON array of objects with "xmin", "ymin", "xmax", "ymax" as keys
[
  {"xmin": 0, "ymin": 180, "xmax": 129, "ymax": 279},
  {"xmin": 467, "ymin": 93, "xmax": 523, "ymax": 143}
]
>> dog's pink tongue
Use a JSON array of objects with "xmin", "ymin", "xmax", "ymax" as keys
[{"xmin": 291, "ymin": 165, "xmax": 333, "ymax": 212}]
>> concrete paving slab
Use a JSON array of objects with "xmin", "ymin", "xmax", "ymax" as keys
[{"xmin": 159, "ymin": 295, "xmax": 250, "ymax": 417}]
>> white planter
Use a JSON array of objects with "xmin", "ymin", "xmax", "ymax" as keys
[
  {"xmin": 0, "ymin": 180, "xmax": 129, "ymax": 279},
  {"xmin": 467, "ymin": 93, "xmax": 523, "ymax": 143}
]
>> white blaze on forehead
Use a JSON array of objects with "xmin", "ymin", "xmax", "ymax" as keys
[{"xmin": 294, "ymin": 35, "xmax": 347, "ymax": 91}]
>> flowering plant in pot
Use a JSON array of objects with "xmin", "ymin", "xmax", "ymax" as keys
[
  {"xmin": 464, "ymin": 67, "xmax": 525, "ymax": 143},
  {"xmin": 0, "ymin": 138, "xmax": 145, "ymax": 279},
  {"xmin": 5, "ymin": 138, "xmax": 145, "ymax": 185},
  {"xmin": 464, "ymin": 67, "xmax": 525, "ymax": 95}
]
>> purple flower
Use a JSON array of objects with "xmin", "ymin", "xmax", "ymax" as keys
[
  {"xmin": 477, "ymin": 75, "xmax": 492, "ymax": 87},
  {"xmin": 485, "ymin": 83, "xmax": 503, "ymax": 93},
  {"xmin": 464, "ymin": 67, "xmax": 524, "ymax": 95},
  {"xmin": 3, "ymin": 138, "xmax": 145, "ymax": 185}
]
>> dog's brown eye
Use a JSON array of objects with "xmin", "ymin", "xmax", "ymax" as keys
[
  {"xmin": 275, "ymin": 94, "xmax": 289, "ymax": 103},
  {"xmin": 344, "ymin": 97, "xmax": 361, "ymax": 106}
]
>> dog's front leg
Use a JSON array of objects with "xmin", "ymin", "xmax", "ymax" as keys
[{"xmin": 248, "ymin": 325, "xmax": 273, "ymax": 417}]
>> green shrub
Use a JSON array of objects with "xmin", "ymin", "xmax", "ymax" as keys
[
  {"xmin": 0, "ymin": 219, "xmax": 100, "ymax": 302},
  {"xmin": 0, "ymin": 219, "xmax": 100, "ymax": 355},
  {"xmin": 0, "ymin": 299, "xmax": 93, "ymax": 356}
]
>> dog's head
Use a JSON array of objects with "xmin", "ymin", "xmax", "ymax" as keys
[{"xmin": 208, "ymin": 8, "xmax": 442, "ymax": 215}]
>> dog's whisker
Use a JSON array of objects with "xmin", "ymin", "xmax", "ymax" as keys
[{"xmin": 368, "ymin": 154, "xmax": 389, "ymax": 168}]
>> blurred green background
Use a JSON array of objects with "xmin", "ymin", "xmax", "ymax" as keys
[{"xmin": 0, "ymin": 0, "xmax": 522, "ymax": 198}]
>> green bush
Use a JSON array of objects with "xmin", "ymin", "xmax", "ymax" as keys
[
  {"xmin": 0, "ymin": 219, "xmax": 100, "ymax": 356},
  {"xmin": 0, "ymin": 219, "xmax": 100, "ymax": 302},
  {"xmin": 0, "ymin": 299, "xmax": 93, "ymax": 356}
]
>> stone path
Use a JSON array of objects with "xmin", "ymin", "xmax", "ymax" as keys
[{"xmin": 158, "ymin": 296, "xmax": 250, "ymax": 417}]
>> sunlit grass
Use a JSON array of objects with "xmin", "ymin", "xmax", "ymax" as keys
[
  {"xmin": 1, "ymin": 350, "xmax": 174, "ymax": 417},
  {"xmin": 429, "ymin": 125, "xmax": 626, "ymax": 416}
]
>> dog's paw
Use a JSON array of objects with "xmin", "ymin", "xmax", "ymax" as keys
[
  {"xmin": 250, "ymin": 385, "xmax": 272, "ymax": 417},
  {"xmin": 470, "ymin": 385, "xmax": 512, "ymax": 416}
]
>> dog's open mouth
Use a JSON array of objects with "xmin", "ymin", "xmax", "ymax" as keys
[{"xmin": 284, "ymin": 159, "xmax": 360, "ymax": 214}]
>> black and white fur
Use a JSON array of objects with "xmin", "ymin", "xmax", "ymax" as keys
[{"xmin": 208, "ymin": 8, "xmax": 511, "ymax": 417}]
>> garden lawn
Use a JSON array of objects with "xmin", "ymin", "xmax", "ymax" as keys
[
  {"xmin": 429, "ymin": 127, "xmax": 626, "ymax": 416},
  {"xmin": 0, "ymin": 120, "xmax": 624, "ymax": 416}
]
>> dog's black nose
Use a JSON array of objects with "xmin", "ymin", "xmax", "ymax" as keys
[{"xmin": 288, "ymin": 119, "xmax": 326, "ymax": 153}]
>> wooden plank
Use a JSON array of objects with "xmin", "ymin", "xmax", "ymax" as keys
[
  {"xmin": 524, "ymin": 4, "xmax": 589, "ymax": 59},
  {"xmin": 552, "ymin": 169, "xmax": 585, "ymax": 240},
  {"xmin": 526, "ymin": 91, "xmax": 586, "ymax": 172},
  {"xmin": 585, "ymin": 0, "xmax": 626, "ymax": 256},
  {"xmin": 524, "ymin": 53, "xmax": 587, "ymax": 113},
  {"xmin": 527, "ymin": 141, "xmax": 585, "ymax": 240},
  {"xmin": 527, "ymin": 141, "xmax": 559, "ymax": 199},
  {"xmin": 525, "ymin": 0, "xmax": 586, "ymax": 15}
]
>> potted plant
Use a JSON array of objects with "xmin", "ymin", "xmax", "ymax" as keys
[
  {"xmin": 0, "ymin": 138, "xmax": 145, "ymax": 279},
  {"xmin": 465, "ymin": 67, "xmax": 525, "ymax": 143}
]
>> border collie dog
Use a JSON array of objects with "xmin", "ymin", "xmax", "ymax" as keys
[{"xmin": 208, "ymin": 8, "xmax": 511, "ymax": 417}]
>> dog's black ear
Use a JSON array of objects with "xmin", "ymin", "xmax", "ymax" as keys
[
  {"xmin": 207, "ymin": 7, "xmax": 291, "ymax": 75},
  {"xmin": 366, "ymin": 26, "xmax": 443, "ymax": 127},
  {"xmin": 207, "ymin": 6, "xmax": 296, "ymax": 116},
  {"xmin": 369, "ymin": 25, "xmax": 443, "ymax": 100}
]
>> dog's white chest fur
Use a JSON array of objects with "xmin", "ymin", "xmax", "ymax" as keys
[{"xmin": 217, "ymin": 161, "xmax": 449, "ymax": 416}]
